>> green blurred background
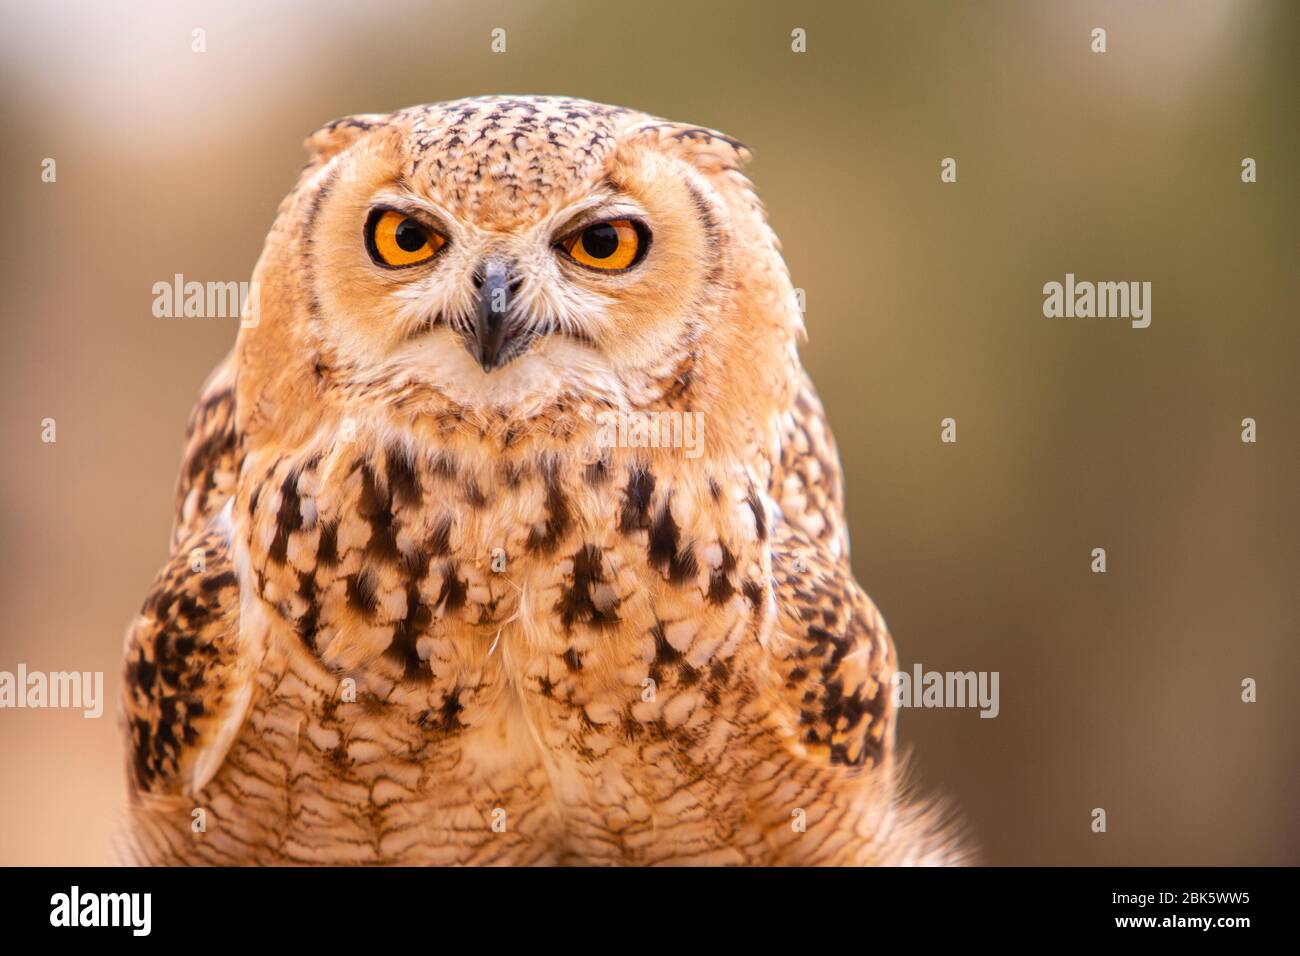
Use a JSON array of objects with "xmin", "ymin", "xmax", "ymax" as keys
[{"xmin": 1, "ymin": 0, "xmax": 1296, "ymax": 864}]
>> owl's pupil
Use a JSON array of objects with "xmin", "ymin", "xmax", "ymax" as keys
[
  {"xmin": 394, "ymin": 219, "xmax": 427, "ymax": 252},
  {"xmin": 581, "ymin": 224, "xmax": 620, "ymax": 259}
]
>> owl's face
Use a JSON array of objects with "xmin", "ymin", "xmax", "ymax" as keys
[{"xmin": 296, "ymin": 98, "xmax": 759, "ymax": 415}]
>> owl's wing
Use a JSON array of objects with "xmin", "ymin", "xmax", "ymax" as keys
[
  {"xmin": 766, "ymin": 377, "xmax": 964, "ymax": 862},
  {"xmin": 769, "ymin": 517, "xmax": 896, "ymax": 771},
  {"xmin": 171, "ymin": 352, "xmax": 239, "ymax": 551},
  {"xmin": 124, "ymin": 356, "xmax": 254, "ymax": 800},
  {"xmin": 765, "ymin": 374, "xmax": 894, "ymax": 767},
  {"xmin": 122, "ymin": 518, "xmax": 256, "ymax": 800}
]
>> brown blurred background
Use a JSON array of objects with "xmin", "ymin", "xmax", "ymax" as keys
[{"xmin": 1, "ymin": 0, "xmax": 1296, "ymax": 865}]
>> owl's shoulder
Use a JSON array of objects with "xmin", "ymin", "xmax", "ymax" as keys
[
  {"xmin": 770, "ymin": 372, "xmax": 850, "ymax": 559},
  {"xmin": 172, "ymin": 352, "xmax": 240, "ymax": 550}
]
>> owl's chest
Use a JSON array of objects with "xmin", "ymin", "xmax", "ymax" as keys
[
  {"xmin": 244, "ymin": 438, "xmax": 770, "ymax": 689},
  {"xmin": 238, "ymin": 440, "xmax": 774, "ymax": 859}
]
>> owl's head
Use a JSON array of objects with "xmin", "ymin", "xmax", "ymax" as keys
[{"xmin": 239, "ymin": 97, "xmax": 802, "ymax": 453}]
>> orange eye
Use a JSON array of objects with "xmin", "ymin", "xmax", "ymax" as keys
[
  {"xmin": 560, "ymin": 219, "xmax": 646, "ymax": 271},
  {"xmin": 366, "ymin": 209, "xmax": 445, "ymax": 268}
]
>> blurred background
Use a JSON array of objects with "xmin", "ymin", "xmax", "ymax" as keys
[{"xmin": 1, "ymin": 0, "xmax": 1296, "ymax": 865}]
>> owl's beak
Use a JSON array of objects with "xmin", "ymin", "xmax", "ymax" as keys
[{"xmin": 470, "ymin": 259, "xmax": 525, "ymax": 372}]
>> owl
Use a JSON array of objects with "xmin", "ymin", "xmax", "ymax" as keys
[{"xmin": 120, "ymin": 95, "xmax": 964, "ymax": 865}]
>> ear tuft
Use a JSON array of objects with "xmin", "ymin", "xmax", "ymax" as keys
[
  {"xmin": 621, "ymin": 120, "xmax": 752, "ymax": 172},
  {"xmin": 304, "ymin": 113, "xmax": 392, "ymax": 163}
]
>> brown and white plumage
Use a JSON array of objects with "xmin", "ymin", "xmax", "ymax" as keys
[{"xmin": 120, "ymin": 95, "xmax": 963, "ymax": 865}]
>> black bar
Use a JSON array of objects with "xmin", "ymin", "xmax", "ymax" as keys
[{"xmin": 0, "ymin": 866, "xmax": 1281, "ymax": 941}]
